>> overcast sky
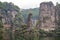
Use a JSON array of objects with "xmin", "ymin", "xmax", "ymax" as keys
[{"xmin": 0, "ymin": 0, "xmax": 60, "ymax": 9}]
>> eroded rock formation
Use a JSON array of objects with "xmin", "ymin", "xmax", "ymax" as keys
[{"xmin": 39, "ymin": 1, "xmax": 56, "ymax": 31}]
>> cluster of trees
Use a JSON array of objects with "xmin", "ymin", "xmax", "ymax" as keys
[
  {"xmin": 0, "ymin": 2, "xmax": 20, "ymax": 11},
  {"xmin": 14, "ymin": 24, "xmax": 39, "ymax": 40},
  {"xmin": 0, "ymin": 17, "xmax": 3, "ymax": 40},
  {"xmin": 0, "ymin": 1, "xmax": 24, "ymax": 40},
  {"xmin": 0, "ymin": 1, "xmax": 60, "ymax": 40}
]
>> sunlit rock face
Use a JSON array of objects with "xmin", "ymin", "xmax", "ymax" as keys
[{"xmin": 39, "ymin": 1, "xmax": 56, "ymax": 31}]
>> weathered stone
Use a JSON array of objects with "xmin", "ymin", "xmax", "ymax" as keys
[
  {"xmin": 39, "ymin": 1, "xmax": 56, "ymax": 31},
  {"xmin": 27, "ymin": 13, "xmax": 33, "ymax": 28}
]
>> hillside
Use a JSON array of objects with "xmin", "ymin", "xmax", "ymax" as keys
[{"xmin": 21, "ymin": 8, "xmax": 39, "ymax": 23}]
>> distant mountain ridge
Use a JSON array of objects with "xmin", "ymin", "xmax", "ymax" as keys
[{"xmin": 21, "ymin": 8, "xmax": 39, "ymax": 23}]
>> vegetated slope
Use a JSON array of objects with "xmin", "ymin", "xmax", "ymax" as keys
[{"xmin": 21, "ymin": 8, "xmax": 39, "ymax": 23}]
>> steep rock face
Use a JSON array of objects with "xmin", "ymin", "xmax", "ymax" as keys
[
  {"xmin": 0, "ymin": 2, "xmax": 23, "ymax": 28},
  {"xmin": 55, "ymin": 3, "xmax": 60, "ymax": 25},
  {"xmin": 2, "ymin": 10, "xmax": 17, "ymax": 28},
  {"xmin": 39, "ymin": 2, "xmax": 56, "ymax": 31},
  {"xmin": 27, "ymin": 13, "xmax": 33, "ymax": 28}
]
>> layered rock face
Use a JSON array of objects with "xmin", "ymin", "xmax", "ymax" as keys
[{"xmin": 39, "ymin": 2, "xmax": 56, "ymax": 31}]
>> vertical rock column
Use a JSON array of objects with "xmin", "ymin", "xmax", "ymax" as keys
[{"xmin": 27, "ymin": 13, "xmax": 33, "ymax": 28}]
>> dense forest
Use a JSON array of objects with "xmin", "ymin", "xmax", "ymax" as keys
[{"xmin": 0, "ymin": 1, "xmax": 60, "ymax": 40}]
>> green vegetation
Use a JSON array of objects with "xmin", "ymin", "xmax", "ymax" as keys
[
  {"xmin": 0, "ymin": 2, "xmax": 20, "ymax": 11},
  {"xmin": 0, "ymin": 17, "xmax": 3, "ymax": 40},
  {"xmin": 0, "ymin": 1, "xmax": 24, "ymax": 40},
  {"xmin": 0, "ymin": 1, "xmax": 60, "ymax": 40},
  {"xmin": 21, "ymin": 8, "xmax": 39, "ymax": 22}
]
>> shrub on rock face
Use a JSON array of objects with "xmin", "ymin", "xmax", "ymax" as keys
[{"xmin": 0, "ymin": 19, "xmax": 3, "ymax": 40}]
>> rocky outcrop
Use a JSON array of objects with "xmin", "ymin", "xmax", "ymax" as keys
[
  {"xmin": 1, "ymin": 10, "xmax": 17, "ymax": 28},
  {"xmin": 39, "ymin": 1, "xmax": 56, "ymax": 31},
  {"xmin": 55, "ymin": 3, "xmax": 60, "ymax": 29},
  {"xmin": 27, "ymin": 13, "xmax": 33, "ymax": 28}
]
